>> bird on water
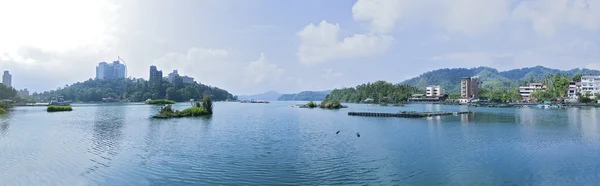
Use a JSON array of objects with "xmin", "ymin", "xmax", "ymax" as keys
[
  {"xmin": 336, "ymin": 131, "xmax": 340, "ymax": 134},
  {"xmin": 356, "ymin": 133, "xmax": 360, "ymax": 137}
]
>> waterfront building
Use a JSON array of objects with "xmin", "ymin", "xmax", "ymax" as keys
[
  {"xmin": 581, "ymin": 75, "xmax": 600, "ymax": 99},
  {"xmin": 568, "ymin": 81, "xmax": 582, "ymax": 99},
  {"xmin": 460, "ymin": 76, "xmax": 480, "ymax": 100},
  {"xmin": 519, "ymin": 83, "xmax": 547, "ymax": 102},
  {"xmin": 167, "ymin": 70, "xmax": 179, "ymax": 83},
  {"xmin": 426, "ymin": 85, "xmax": 443, "ymax": 97},
  {"xmin": 96, "ymin": 60, "xmax": 126, "ymax": 79},
  {"xmin": 2, "ymin": 71, "xmax": 11, "ymax": 87}
]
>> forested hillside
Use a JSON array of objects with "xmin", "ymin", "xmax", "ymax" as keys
[
  {"xmin": 277, "ymin": 90, "xmax": 331, "ymax": 101},
  {"xmin": 33, "ymin": 78, "xmax": 236, "ymax": 102},
  {"xmin": 400, "ymin": 66, "xmax": 600, "ymax": 94},
  {"xmin": 325, "ymin": 81, "xmax": 423, "ymax": 103}
]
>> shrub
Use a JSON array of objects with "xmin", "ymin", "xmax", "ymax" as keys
[
  {"xmin": 0, "ymin": 108, "xmax": 5, "ymax": 114},
  {"xmin": 201, "ymin": 96, "xmax": 213, "ymax": 114},
  {"xmin": 306, "ymin": 101, "xmax": 317, "ymax": 108},
  {"xmin": 0, "ymin": 102, "xmax": 10, "ymax": 109},
  {"xmin": 320, "ymin": 100, "xmax": 344, "ymax": 109},
  {"xmin": 47, "ymin": 105, "xmax": 73, "ymax": 112},
  {"xmin": 145, "ymin": 99, "xmax": 176, "ymax": 105}
]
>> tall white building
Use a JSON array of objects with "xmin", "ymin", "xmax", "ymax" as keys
[
  {"xmin": 581, "ymin": 75, "xmax": 600, "ymax": 98},
  {"xmin": 426, "ymin": 85, "xmax": 443, "ymax": 97},
  {"xmin": 2, "ymin": 71, "xmax": 11, "ymax": 87},
  {"xmin": 96, "ymin": 61, "xmax": 126, "ymax": 80}
]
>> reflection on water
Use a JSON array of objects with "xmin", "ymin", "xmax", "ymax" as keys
[
  {"xmin": 1, "ymin": 103, "xmax": 600, "ymax": 185},
  {"xmin": 83, "ymin": 105, "xmax": 125, "ymax": 175},
  {"xmin": 569, "ymin": 108, "xmax": 599, "ymax": 139}
]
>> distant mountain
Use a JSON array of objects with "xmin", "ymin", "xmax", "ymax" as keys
[
  {"xmin": 400, "ymin": 66, "xmax": 600, "ymax": 94},
  {"xmin": 238, "ymin": 90, "xmax": 282, "ymax": 101},
  {"xmin": 277, "ymin": 90, "xmax": 331, "ymax": 101}
]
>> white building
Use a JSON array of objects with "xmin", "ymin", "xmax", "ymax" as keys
[
  {"xmin": 96, "ymin": 61, "xmax": 126, "ymax": 79},
  {"xmin": 568, "ymin": 81, "xmax": 582, "ymax": 99},
  {"xmin": 168, "ymin": 70, "xmax": 195, "ymax": 84},
  {"xmin": 519, "ymin": 83, "xmax": 546, "ymax": 102},
  {"xmin": 182, "ymin": 76, "xmax": 194, "ymax": 84},
  {"xmin": 2, "ymin": 71, "xmax": 11, "ymax": 87},
  {"xmin": 581, "ymin": 75, "xmax": 600, "ymax": 99},
  {"xmin": 426, "ymin": 85, "xmax": 443, "ymax": 97}
]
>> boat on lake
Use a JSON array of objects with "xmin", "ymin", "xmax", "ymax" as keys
[{"xmin": 49, "ymin": 96, "xmax": 71, "ymax": 106}]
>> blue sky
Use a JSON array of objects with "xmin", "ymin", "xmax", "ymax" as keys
[{"xmin": 1, "ymin": 0, "xmax": 599, "ymax": 95}]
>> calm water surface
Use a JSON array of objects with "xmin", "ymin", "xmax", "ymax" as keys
[{"xmin": 1, "ymin": 102, "xmax": 599, "ymax": 185}]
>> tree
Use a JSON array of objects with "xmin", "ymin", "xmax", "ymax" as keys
[{"xmin": 572, "ymin": 73, "xmax": 584, "ymax": 82}]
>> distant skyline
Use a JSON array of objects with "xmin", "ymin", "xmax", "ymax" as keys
[{"xmin": 1, "ymin": 0, "xmax": 600, "ymax": 94}]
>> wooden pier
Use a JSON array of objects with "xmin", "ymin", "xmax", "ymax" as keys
[{"xmin": 348, "ymin": 111, "xmax": 472, "ymax": 118}]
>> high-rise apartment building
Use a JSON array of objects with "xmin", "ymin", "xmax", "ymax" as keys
[
  {"xmin": 96, "ymin": 61, "xmax": 126, "ymax": 79},
  {"xmin": 2, "ymin": 71, "xmax": 12, "ymax": 87},
  {"xmin": 460, "ymin": 76, "xmax": 480, "ymax": 99}
]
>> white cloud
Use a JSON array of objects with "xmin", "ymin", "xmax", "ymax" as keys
[
  {"xmin": 297, "ymin": 20, "xmax": 393, "ymax": 64},
  {"xmin": 153, "ymin": 48, "xmax": 287, "ymax": 94}
]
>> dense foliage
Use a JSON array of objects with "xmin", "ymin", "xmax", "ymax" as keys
[
  {"xmin": 277, "ymin": 90, "xmax": 331, "ymax": 101},
  {"xmin": 319, "ymin": 100, "xmax": 344, "ymax": 109},
  {"xmin": 306, "ymin": 101, "xmax": 317, "ymax": 108},
  {"xmin": 401, "ymin": 66, "xmax": 600, "ymax": 94},
  {"xmin": 478, "ymin": 87, "xmax": 522, "ymax": 103},
  {"xmin": 325, "ymin": 81, "xmax": 423, "ymax": 103},
  {"xmin": 0, "ymin": 108, "xmax": 5, "ymax": 114},
  {"xmin": 0, "ymin": 84, "xmax": 17, "ymax": 100},
  {"xmin": 33, "ymin": 78, "xmax": 236, "ymax": 102},
  {"xmin": 47, "ymin": 105, "xmax": 73, "ymax": 112},
  {"xmin": 145, "ymin": 99, "xmax": 176, "ymax": 105},
  {"xmin": 153, "ymin": 97, "xmax": 213, "ymax": 118}
]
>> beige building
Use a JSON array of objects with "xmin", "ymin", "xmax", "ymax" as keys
[
  {"xmin": 519, "ymin": 83, "xmax": 547, "ymax": 102},
  {"xmin": 426, "ymin": 85, "xmax": 444, "ymax": 97},
  {"xmin": 460, "ymin": 76, "xmax": 479, "ymax": 99}
]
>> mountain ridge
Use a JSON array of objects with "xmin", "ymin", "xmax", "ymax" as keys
[{"xmin": 399, "ymin": 66, "xmax": 600, "ymax": 94}]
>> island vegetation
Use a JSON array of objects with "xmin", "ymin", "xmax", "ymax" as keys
[
  {"xmin": 153, "ymin": 97, "xmax": 213, "ymax": 119},
  {"xmin": 47, "ymin": 105, "xmax": 73, "ymax": 112},
  {"xmin": 145, "ymin": 99, "xmax": 176, "ymax": 105},
  {"xmin": 31, "ymin": 78, "xmax": 236, "ymax": 103},
  {"xmin": 301, "ymin": 100, "xmax": 346, "ymax": 109},
  {"xmin": 325, "ymin": 81, "xmax": 423, "ymax": 103}
]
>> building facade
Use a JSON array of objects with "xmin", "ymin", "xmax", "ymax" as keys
[
  {"xmin": 18, "ymin": 89, "xmax": 29, "ymax": 97},
  {"xmin": 519, "ymin": 83, "xmax": 547, "ymax": 102},
  {"xmin": 149, "ymin": 66, "xmax": 163, "ymax": 83},
  {"xmin": 96, "ymin": 61, "xmax": 126, "ymax": 79},
  {"xmin": 460, "ymin": 76, "xmax": 479, "ymax": 99},
  {"xmin": 167, "ymin": 70, "xmax": 179, "ymax": 83},
  {"xmin": 568, "ymin": 81, "xmax": 582, "ymax": 99},
  {"xmin": 581, "ymin": 75, "xmax": 600, "ymax": 98},
  {"xmin": 2, "ymin": 71, "xmax": 11, "ymax": 87},
  {"xmin": 182, "ymin": 76, "xmax": 194, "ymax": 84},
  {"xmin": 426, "ymin": 85, "xmax": 443, "ymax": 97}
]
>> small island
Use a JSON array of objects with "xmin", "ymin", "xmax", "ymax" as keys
[
  {"xmin": 47, "ymin": 105, "xmax": 73, "ymax": 112},
  {"xmin": 152, "ymin": 97, "xmax": 213, "ymax": 119},
  {"xmin": 146, "ymin": 99, "xmax": 176, "ymax": 105},
  {"xmin": 300, "ymin": 100, "xmax": 347, "ymax": 109}
]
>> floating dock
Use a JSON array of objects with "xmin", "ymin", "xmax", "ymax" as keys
[{"xmin": 348, "ymin": 111, "xmax": 472, "ymax": 118}]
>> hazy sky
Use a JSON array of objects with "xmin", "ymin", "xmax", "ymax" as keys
[{"xmin": 1, "ymin": 0, "xmax": 599, "ymax": 95}]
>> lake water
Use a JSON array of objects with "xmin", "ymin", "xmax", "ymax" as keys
[{"xmin": 1, "ymin": 102, "xmax": 599, "ymax": 185}]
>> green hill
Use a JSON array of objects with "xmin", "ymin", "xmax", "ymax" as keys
[
  {"xmin": 400, "ymin": 66, "xmax": 600, "ymax": 94},
  {"xmin": 277, "ymin": 90, "xmax": 331, "ymax": 101}
]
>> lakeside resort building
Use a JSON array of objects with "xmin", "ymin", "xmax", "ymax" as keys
[
  {"xmin": 581, "ymin": 75, "xmax": 600, "ymax": 99},
  {"xmin": 409, "ymin": 85, "xmax": 447, "ymax": 102},
  {"xmin": 458, "ymin": 76, "xmax": 480, "ymax": 103},
  {"xmin": 519, "ymin": 83, "xmax": 547, "ymax": 102}
]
